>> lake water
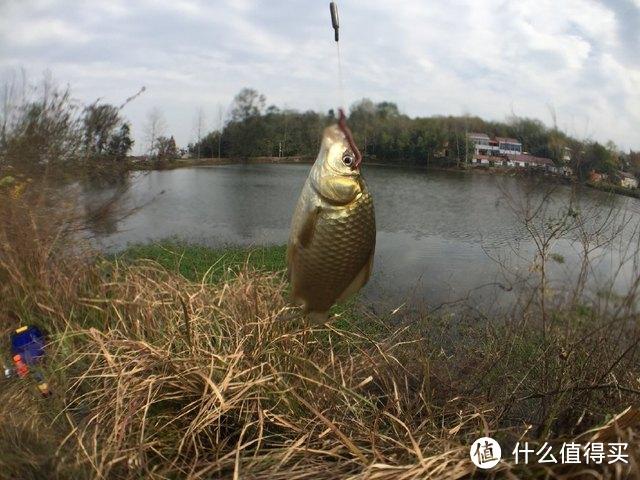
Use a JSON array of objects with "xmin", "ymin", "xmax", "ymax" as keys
[{"xmin": 86, "ymin": 164, "xmax": 640, "ymax": 313}]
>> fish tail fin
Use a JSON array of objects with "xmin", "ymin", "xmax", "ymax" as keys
[{"xmin": 306, "ymin": 310, "xmax": 329, "ymax": 325}]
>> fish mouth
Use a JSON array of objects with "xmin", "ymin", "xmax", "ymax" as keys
[{"xmin": 337, "ymin": 109, "xmax": 362, "ymax": 170}]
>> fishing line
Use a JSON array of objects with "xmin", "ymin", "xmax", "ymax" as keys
[
  {"xmin": 330, "ymin": 2, "xmax": 345, "ymax": 113},
  {"xmin": 336, "ymin": 42, "xmax": 345, "ymax": 113}
]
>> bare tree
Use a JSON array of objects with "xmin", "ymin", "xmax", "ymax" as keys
[
  {"xmin": 216, "ymin": 103, "xmax": 225, "ymax": 159},
  {"xmin": 144, "ymin": 108, "xmax": 167, "ymax": 157},
  {"xmin": 0, "ymin": 71, "xmax": 85, "ymax": 166},
  {"xmin": 229, "ymin": 88, "xmax": 265, "ymax": 122},
  {"xmin": 0, "ymin": 70, "xmax": 27, "ymax": 144},
  {"xmin": 193, "ymin": 107, "xmax": 206, "ymax": 159},
  {"xmin": 488, "ymin": 180, "xmax": 640, "ymax": 438}
]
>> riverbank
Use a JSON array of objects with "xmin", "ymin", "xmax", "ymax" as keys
[
  {"xmin": 2, "ymin": 178, "xmax": 640, "ymax": 479},
  {"xmin": 131, "ymin": 155, "xmax": 581, "ymax": 187},
  {"xmin": 129, "ymin": 156, "xmax": 640, "ymax": 202},
  {"xmin": 130, "ymin": 155, "xmax": 314, "ymax": 171},
  {"xmin": 585, "ymin": 180, "xmax": 640, "ymax": 199}
]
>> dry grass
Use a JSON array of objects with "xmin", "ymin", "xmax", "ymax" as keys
[
  {"xmin": 56, "ymin": 264, "xmax": 485, "ymax": 479},
  {"xmin": 1, "ymin": 180, "xmax": 640, "ymax": 479}
]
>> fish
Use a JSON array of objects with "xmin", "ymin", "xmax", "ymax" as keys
[{"xmin": 287, "ymin": 110, "xmax": 376, "ymax": 323}]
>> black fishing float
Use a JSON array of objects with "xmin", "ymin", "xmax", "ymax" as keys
[{"xmin": 330, "ymin": 2, "xmax": 339, "ymax": 42}]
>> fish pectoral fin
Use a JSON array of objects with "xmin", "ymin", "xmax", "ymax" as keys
[
  {"xmin": 297, "ymin": 206, "xmax": 321, "ymax": 248},
  {"xmin": 337, "ymin": 250, "xmax": 374, "ymax": 302}
]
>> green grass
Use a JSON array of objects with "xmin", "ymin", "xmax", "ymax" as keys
[
  {"xmin": 117, "ymin": 241, "xmax": 287, "ymax": 283},
  {"xmin": 116, "ymin": 241, "xmax": 388, "ymax": 336}
]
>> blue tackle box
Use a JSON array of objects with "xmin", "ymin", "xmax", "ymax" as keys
[{"xmin": 10, "ymin": 325, "xmax": 46, "ymax": 365}]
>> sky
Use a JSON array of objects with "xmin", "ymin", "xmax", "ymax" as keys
[{"xmin": 0, "ymin": 0, "xmax": 638, "ymax": 153}]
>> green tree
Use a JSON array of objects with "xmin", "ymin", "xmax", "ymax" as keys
[
  {"xmin": 229, "ymin": 88, "xmax": 266, "ymax": 122},
  {"xmin": 548, "ymin": 129, "xmax": 569, "ymax": 165},
  {"xmin": 156, "ymin": 135, "xmax": 178, "ymax": 162},
  {"xmin": 82, "ymin": 103, "xmax": 134, "ymax": 161},
  {"xmin": 83, "ymin": 103, "xmax": 120, "ymax": 156},
  {"xmin": 105, "ymin": 123, "xmax": 134, "ymax": 161},
  {"xmin": 506, "ymin": 116, "xmax": 550, "ymax": 156},
  {"xmin": 189, "ymin": 130, "xmax": 222, "ymax": 158},
  {"xmin": 1, "ymin": 79, "xmax": 83, "ymax": 166},
  {"xmin": 376, "ymin": 102, "xmax": 400, "ymax": 119},
  {"xmin": 574, "ymin": 141, "xmax": 619, "ymax": 179},
  {"xmin": 349, "ymin": 99, "xmax": 376, "ymax": 156}
]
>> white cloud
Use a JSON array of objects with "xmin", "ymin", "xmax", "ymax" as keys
[
  {"xmin": 1, "ymin": 17, "xmax": 91, "ymax": 46},
  {"xmin": 0, "ymin": 0, "xmax": 637, "ymax": 151}
]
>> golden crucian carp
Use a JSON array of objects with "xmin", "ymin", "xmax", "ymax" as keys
[{"xmin": 287, "ymin": 110, "xmax": 376, "ymax": 323}]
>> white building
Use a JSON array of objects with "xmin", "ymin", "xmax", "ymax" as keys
[
  {"xmin": 548, "ymin": 165, "xmax": 574, "ymax": 177},
  {"xmin": 471, "ymin": 154, "xmax": 491, "ymax": 165},
  {"xmin": 467, "ymin": 133, "xmax": 490, "ymax": 146},
  {"xmin": 467, "ymin": 133, "xmax": 500, "ymax": 156},
  {"xmin": 506, "ymin": 154, "xmax": 553, "ymax": 169},
  {"xmin": 619, "ymin": 171, "xmax": 638, "ymax": 189},
  {"xmin": 496, "ymin": 137, "xmax": 522, "ymax": 155},
  {"xmin": 467, "ymin": 133, "xmax": 564, "ymax": 173},
  {"xmin": 467, "ymin": 133, "xmax": 521, "ymax": 158}
]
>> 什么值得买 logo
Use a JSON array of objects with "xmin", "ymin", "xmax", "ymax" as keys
[{"xmin": 470, "ymin": 437, "xmax": 502, "ymax": 469}]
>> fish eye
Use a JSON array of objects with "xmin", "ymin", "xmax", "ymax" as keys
[{"xmin": 342, "ymin": 155, "xmax": 354, "ymax": 166}]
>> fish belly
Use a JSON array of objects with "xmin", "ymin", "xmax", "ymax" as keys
[{"xmin": 289, "ymin": 189, "xmax": 375, "ymax": 313}]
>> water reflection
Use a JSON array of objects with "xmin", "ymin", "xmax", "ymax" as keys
[{"xmin": 80, "ymin": 167, "xmax": 131, "ymax": 235}]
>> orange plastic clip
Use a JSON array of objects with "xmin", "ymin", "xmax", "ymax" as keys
[{"xmin": 12, "ymin": 354, "xmax": 29, "ymax": 378}]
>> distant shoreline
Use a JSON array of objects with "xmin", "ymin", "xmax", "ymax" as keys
[
  {"xmin": 130, "ymin": 156, "xmax": 314, "ymax": 171},
  {"xmin": 585, "ymin": 180, "xmax": 640, "ymax": 199},
  {"xmin": 129, "ymin": 156, "xmax": 640, "ymax": 200},
  {"xmin": 131, "ymin": 156, "xmax": 573, "ymax": 180}
]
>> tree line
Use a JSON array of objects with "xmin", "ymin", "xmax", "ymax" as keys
[{"xmin": 192, "ymin": 88, "xmax": 639, "ymax": 181}]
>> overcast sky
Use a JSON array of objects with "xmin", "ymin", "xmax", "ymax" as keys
[{"xmin": 1, "ymin": 0, "xmax": 638, "ymax": 152}]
